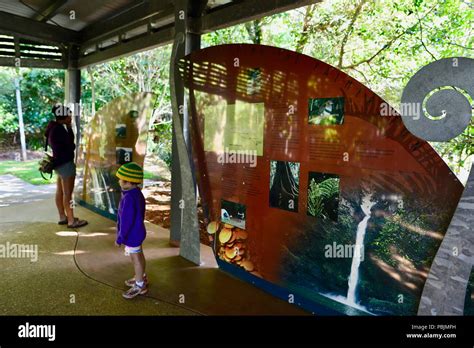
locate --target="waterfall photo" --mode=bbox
[279,171,458,316]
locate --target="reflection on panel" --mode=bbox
[180,44,464,315]
[76,93,154,217]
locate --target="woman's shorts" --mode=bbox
[55,161,76,178]
[124,245,142,256]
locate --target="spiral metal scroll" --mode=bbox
[401,57,474,316]
[401,57,473,142]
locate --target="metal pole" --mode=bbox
[88,66,96,117]
[14,77,27,161]
[169,0,204,264]
[65,44,81,163]
[65,68,81,163]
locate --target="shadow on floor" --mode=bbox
[0,196,307,315]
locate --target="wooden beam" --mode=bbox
[0,44,14,51]
[0,11,80,44]
[0,37,62,54]
[81,8,174,52]
[194,0,322,33]
[77,0,320,68]
[33,0,68,22]
[19,44,62,54]
[19,52,62,60]
[81,1,173,44]
[78,26,174,68]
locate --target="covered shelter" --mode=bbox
[0,0,471,322]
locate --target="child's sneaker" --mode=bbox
[122,283,148,299]
[124,275,148,287]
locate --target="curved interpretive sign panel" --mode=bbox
[77,93,154,217]
[179,44,464,315]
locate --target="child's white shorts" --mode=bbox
[124,245,142,256]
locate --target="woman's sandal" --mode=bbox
[67,218,88,229]
[58,218,68,225]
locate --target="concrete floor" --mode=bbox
[0,174,56,207]
[0,191,307,315]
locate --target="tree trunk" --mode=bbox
[245,19,262,44]
[295,5,315,53]
[270,161,299,211]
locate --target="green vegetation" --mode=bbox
[202,0,473,178]
[359,197,448,315]
[0,68,65,150]
[308,177,339,218]
[0,160,56,185]
[0,160,156,185]
[465,270,474,316]
[281,188,455,315]
[142,169,162,180]
[148,121,172,170]
[0,0,471,176]
[281,200,357,297]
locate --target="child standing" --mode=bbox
[115,162,148,299]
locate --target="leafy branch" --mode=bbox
[338,0,369,68]
[295,4,316,53]
[342,2,439,70]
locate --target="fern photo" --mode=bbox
[307,172,340,221]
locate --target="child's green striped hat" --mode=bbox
[116,162,144,183]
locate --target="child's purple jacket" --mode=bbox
[116,187,146,247]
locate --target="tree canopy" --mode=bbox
[0,0,471,178]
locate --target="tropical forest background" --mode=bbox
[0,0,472,179]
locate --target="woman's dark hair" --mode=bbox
[52,104,72,119]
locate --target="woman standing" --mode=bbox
[45,104,88,228]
